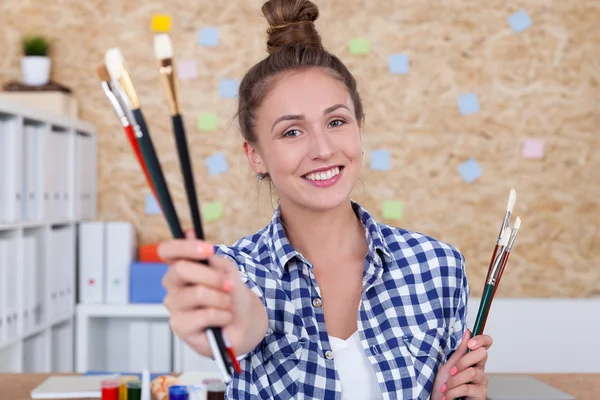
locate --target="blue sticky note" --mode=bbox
[508,9,532,33]
[198,27,219,47]
[457,158,482,184]
[458,93,480,115]
[370,150,391,171]
[205,152,228,176]
[388,54,409,75]
[219,78,239,98]
[144,194,161,215]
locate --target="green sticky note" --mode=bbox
[349,38,370,55]
[382,200,403,220]
[197,113,218,132]
[203,201,223,222]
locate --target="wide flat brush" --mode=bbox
[153,33,241,378]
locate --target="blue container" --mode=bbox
[168,385,189,400]
[129,262,168,303]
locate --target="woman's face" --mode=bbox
[245,68,363,213]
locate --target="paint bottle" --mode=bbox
[206,381,226,400]
[101,380,120,400]
[126,380,142,400]
[168,385,189,400]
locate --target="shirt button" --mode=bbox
[324,350,334,360]
[312,297,323,308]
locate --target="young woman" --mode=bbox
[159,0,493,399]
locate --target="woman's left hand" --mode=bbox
[430,329,493,400]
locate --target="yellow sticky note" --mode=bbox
[382,200,403,220]
[349,38,370,55]
[151,14,171,32]
[203,201,223,222]
[197,113,218,132]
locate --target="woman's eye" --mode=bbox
[283,129,301,137]
[328,119,345,128]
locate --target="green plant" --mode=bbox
[22,35,50,57]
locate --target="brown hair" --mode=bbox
[237,0,365,146]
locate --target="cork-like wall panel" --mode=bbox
[1,1,599,297]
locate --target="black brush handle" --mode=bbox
[172,113,205,240]
[132,108,184,238]
[171,114,232,375]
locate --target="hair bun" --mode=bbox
[262,0,323,55]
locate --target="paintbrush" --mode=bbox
[153,34,241,377]
[104,48,184,238]
[95,64,159,203]
[485,189,516,284]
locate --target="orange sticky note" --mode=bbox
[151,14,171,32]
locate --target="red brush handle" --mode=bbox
[480,250,510,332]
[124,125,160,203]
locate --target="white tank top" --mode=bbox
[329,331,383,400]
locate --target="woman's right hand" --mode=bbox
[158,232,268,359]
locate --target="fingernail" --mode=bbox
[450,366,458,376]
[468,339,478,348]
[440,383,447,393]
[462,329,468,340]
[223,280,233,293]
[197,242,214,257]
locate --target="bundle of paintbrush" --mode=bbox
[455,189,521,400]
[96,42,241,383]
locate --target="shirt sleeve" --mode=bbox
[448,251,470,359]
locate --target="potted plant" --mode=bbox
[21,35,51,86]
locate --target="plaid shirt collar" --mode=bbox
[265,201,393,277]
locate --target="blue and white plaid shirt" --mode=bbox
[215,201,469,400]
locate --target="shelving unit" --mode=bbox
[0,98,96,373]
[75,304,220,374]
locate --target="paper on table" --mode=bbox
[31,375,117,399]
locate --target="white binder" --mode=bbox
[1,118,23,222]
[105,221,136,304]
[78,222,105,304]
[0,240,6,342]
[4,237,19,339]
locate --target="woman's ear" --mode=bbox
[243,141,264,174]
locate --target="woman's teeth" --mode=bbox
[305,167,340,181]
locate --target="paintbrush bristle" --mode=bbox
[105,48,125,82]
[506,188,516,213]
[96,65,111,82]
[154,34,173,60]
[499,227,511,246]
[513,216,521,231]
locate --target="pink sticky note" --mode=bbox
[177,59,197,80]
[523,138,544,159]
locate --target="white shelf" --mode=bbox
[0,100,96,373]
[77,304,169,318]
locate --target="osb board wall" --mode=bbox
[0,1,599,298]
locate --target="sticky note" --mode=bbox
[349,38,370,55]
[198,27,219,47]
[203,201,223,222]
[457,158,482,184]
[205,153,228,176]
[144,194,161,215]
[177,59,198,80]
[508,9,532,33]
[151,15,171,32]
[388,54,409,75]
[458,93,480,116]
[219,78,239,98]
[370,150,391,171]
[382,200,403,220]
[197,113,218,132]
[523,138,544,159]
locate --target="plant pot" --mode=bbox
[21,56,51,86]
